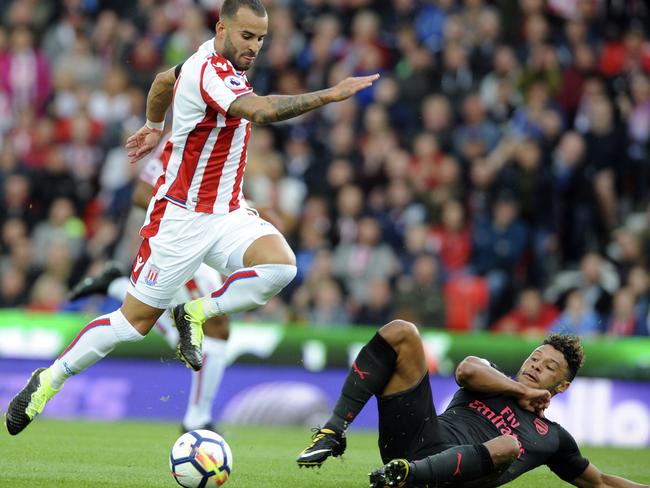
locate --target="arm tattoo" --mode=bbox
[252,92,329,124]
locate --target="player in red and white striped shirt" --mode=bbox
[68,132,232,432]
[6,0,379,435]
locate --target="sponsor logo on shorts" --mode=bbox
[145,266,160,286]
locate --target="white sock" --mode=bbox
[200,264,296,317]
[49,309,144,388]
[152,310,180,350]
[182,336,228,430]
[107,277,130,302]
[107,277,180,349]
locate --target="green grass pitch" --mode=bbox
[1,419,649,487]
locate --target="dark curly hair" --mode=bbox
[543,334,585,381]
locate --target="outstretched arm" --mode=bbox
[227,74,379,124]
[455,356,551,414]
[125,66,178,164]
[572,463,648,488]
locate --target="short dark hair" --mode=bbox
[543,333,585,381]
[220,0,266,20]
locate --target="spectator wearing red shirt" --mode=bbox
[429,199,471,276]
[493,288,559,335]
[599,27,650,77]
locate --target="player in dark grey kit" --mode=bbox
[297,320,649,487]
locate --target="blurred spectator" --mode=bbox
[599,26,650,78]
[608,228,644,282]
[605,288,638,336]
[246,153,307,234]
[1,217,26,253]
[414,0,454,54]
[353,278,394,326]
[467,157,497,219]
[468,7,501,77]
[409,132,445,193]
[624,73,650,206]
[333,215,398,305]
[479,45,522,124]
[557,43,597,124]
[27,273,68,312]
[453,93,500,163]
[471,195,528,320]
[0,265,28,307]
[518,43,561,97]
[54,34,104,89]
[380,178,426,250]
[546,252,619,320]
[164,5,212,66]
[550,288,601,337]
[436,41,475,108]
[0,25,51,115]
[309,279,350,327]
[238,296,290,324]
[394,254,445,328]
[419,94,454,151]
[31,197,85,266]
[493,288,559,335]
[582,95,626,239]
[293,224,328,287]
[31,146,80,216]
[496,138,556,284]
[428,199,471,276]
[509,80,552,140]
[88,67,132,125]
[2,236,39,285]
[394,26,435,120]
[551,131,593,264]
[398,223,429,275]
[0,174,37,229]
[332,184,364,245]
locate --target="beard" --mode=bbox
[222,34,250,71]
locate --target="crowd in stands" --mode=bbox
[1,0,649,337]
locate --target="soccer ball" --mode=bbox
[169,429,233,487]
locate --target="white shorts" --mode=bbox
[128,200,282,309]
[169,262,222,306]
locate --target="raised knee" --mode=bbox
[257,263,296,300]
[379,320,419,348]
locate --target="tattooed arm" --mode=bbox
[228,74,379,124]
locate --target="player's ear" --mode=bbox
[216,19,226,37]
[553,380,570,395]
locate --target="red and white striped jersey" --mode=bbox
[153,38,254,215]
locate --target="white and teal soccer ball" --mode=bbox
[169,429,233,487]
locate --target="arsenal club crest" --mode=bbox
[534,418,549,436]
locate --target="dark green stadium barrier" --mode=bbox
[1,309,649,379]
